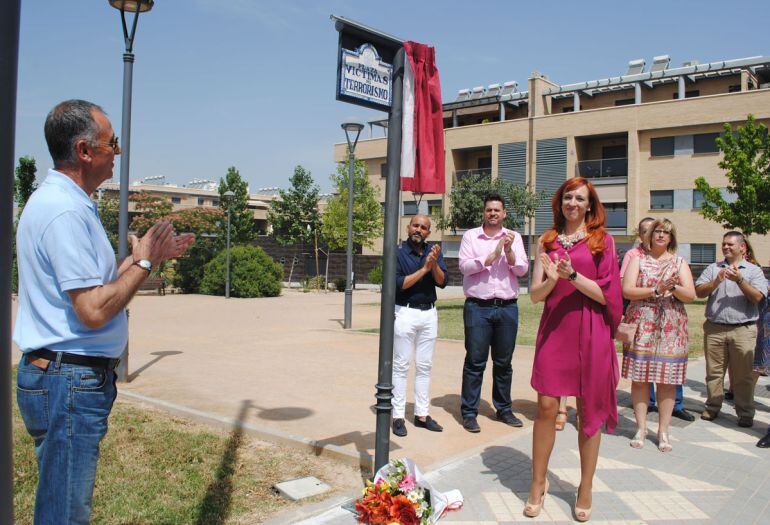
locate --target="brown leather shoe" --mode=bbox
[700,411,717,421]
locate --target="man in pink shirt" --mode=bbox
[458,193,529,432]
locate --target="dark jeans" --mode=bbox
[17,354,117,525]
[461,299,518,418]
[649,383,684,411]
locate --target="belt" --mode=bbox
[467,297,518,307]
[27,349,120,370]
[709,320,756,328]
[396,302,435,311]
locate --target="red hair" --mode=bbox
[541,177,607,254]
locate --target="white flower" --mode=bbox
[407,490,420,503]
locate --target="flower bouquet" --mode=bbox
[355,458,462,525]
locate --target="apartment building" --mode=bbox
[98,178,279,233]
[333,54,770,264]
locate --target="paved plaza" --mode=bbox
[290,363,770,524]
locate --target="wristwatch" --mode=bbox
[568,270,578,281]
[134,259,152,273]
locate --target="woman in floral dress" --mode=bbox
[621,219,695,452]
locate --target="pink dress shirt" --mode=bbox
[619,245,645,279]
[458,226,529,299]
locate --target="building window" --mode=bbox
[728,84,741,93]
[403,201,418,216]
[673,90,700,99]
[692,189,704,209]
[651,137,675,157]
[427,200,442,216]
[691,244,716,264]
[212,199,219,206]
[650,190,674,210]
[562,106,574,113]
[197,197,205,206]
[693,132,720,154]
[615,98,635,106]
[604,203,627,228]
[380,162,388,178]
[171,197,181,204]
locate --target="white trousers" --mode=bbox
[392,304,438,419]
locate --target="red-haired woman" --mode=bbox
[524,177,623,522]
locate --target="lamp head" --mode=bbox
[108,0,154,13]
[223,190,235,198]
[341,118,365,150]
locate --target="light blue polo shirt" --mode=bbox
[13,169,127,357]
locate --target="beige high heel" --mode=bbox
[574,486,592,522]
[523,479,549,518]
[555,410,568,431]
[658,431,673,452]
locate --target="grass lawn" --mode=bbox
[366,295,709,357]
[12,369,359,525]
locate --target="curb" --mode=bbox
[118,390,374,470]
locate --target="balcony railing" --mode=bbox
[576,157,627,178]
[453,168,492,182]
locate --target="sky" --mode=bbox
[13,0,770,193]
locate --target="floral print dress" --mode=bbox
[621,255,688,385]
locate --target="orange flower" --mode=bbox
[388,494,419,525]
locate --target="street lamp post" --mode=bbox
[109,0,154,382]
[341,119,364,329]
[224,190,235,298]
[0,2,21,520]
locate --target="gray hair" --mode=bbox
[44,99,105,166]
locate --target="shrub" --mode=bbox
[174,238,220,293]
[333,277,346,292]
[302,275,326,292]
[368,261,383,286]
[200,245,282,298]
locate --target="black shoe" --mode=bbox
[647,405,658,413]
[462,416,480,433]
[724,390,734,400]
[738,417,754,428]
[414,415,443,432]
[757,431,770,448]
[496,410,524,428]
[392,418,407,437]
[672,408,695,422]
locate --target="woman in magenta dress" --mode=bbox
[524,177,622,522]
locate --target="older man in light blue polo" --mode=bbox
[14,99,194,524]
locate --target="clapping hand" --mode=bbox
[130,222,196,266]
[502,232,515,254]
[724,264,743,282]
[424,244,440,271]
[555,252,575,280]
[540,253,559,282]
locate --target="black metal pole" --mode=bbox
[344,147,355,328]
[0,2,21,523]
[225,208,231,298]
[373,47,404,474]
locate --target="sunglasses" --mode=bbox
[92,136,120,154]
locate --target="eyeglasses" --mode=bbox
[92,136,120,154]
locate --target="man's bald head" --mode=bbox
[406,214,431,245]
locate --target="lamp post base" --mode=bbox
[343,288,352,329]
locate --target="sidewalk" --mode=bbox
[289,361,770,524]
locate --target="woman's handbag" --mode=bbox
[615,321,637,344]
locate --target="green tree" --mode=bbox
[218,167,256,244]
[13,156,38,292]
[321,159,383,250]
[267,165,320,245]
[129,193,175,235]
[437,173,543,231]
[14,156,38,213]
[97,193,120,253]
[695,115,770,236]
[169,207,225,294]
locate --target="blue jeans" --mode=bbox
[649,383,684,411]
[461,300,518,418]
[17,354,117,525]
